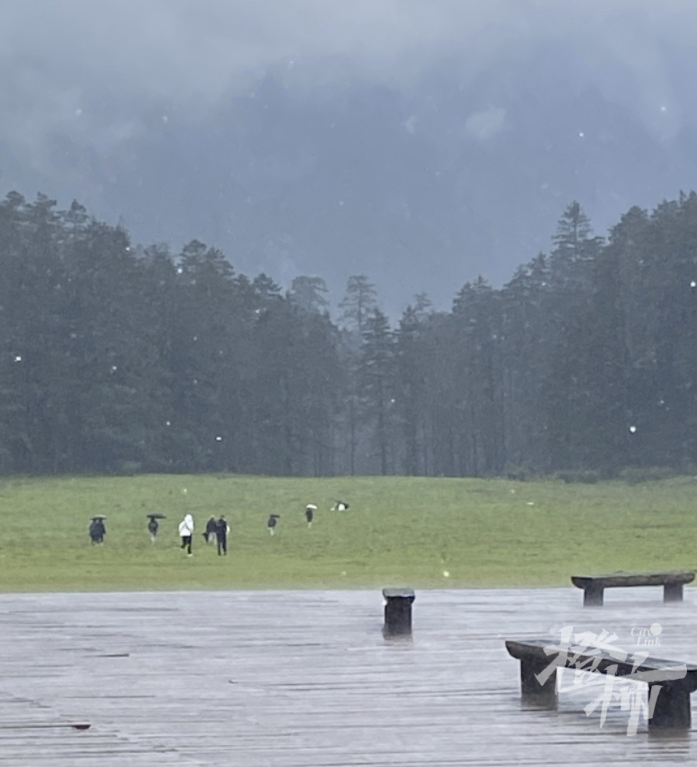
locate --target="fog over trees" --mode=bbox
[2,190,696,478]
[3,2,697,312]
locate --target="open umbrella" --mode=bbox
[146,513,166,520]
[90,515,107,521]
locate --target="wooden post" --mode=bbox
[649,683,692,729]
[584,586,604,607]
[663,582,684,602]
[520,658,557,709]
[382,588,415,636]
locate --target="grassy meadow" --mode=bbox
[0,473,696,592]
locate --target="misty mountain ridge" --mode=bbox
[2,41,696,315]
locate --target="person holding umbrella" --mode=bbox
[147,514,166,542]
[89,516,106,544]
[267,514,280,536]
[179,513,194,556]
[305,504,317,528]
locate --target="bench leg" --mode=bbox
[648,684,691,729]
[519,658,557,708]
[663,583,683,602]
[583,587,604,607]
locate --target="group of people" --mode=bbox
[89,499,350,549]
[204,515,230,555]
[179,514,229,557]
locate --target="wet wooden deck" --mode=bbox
[1,588,697,765]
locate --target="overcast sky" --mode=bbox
[2,1,697,309]
[2,0,695,160]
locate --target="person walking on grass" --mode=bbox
[204,515,217,545]
[148,516,158,542]
[179,513,194,556]
[305,504,317,528]
[267,514,280,535]
[216,515,229,556]
[89,516,106,544]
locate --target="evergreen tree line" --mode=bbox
[2,190,697,477]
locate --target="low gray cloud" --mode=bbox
[0,0,695,309]
[1,1,695,130]
[465,107,506,140]
[0,0,695,238]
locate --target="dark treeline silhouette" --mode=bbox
[2,190,697,478]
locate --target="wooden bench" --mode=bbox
[506,638,697,729]
[571,571,695,607]
[382,588,415,636]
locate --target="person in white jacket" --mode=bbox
[179,514,194,556]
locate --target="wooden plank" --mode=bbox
[506,637,697,677]
[0,589,696,765]
[572,572,695,589]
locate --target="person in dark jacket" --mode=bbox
[216,516,229,556]
[147,516,159,542]
[204,515,218,545]
[267,514,280,535]
[89,517,106,544]
[305,504,317,528]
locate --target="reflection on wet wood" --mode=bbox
[0,588,696,765]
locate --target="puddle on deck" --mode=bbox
[0,587,696,765]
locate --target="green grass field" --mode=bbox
[0,473,695,592]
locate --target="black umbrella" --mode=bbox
[146,513,167,520]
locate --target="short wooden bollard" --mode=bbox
[382,588,415,636]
